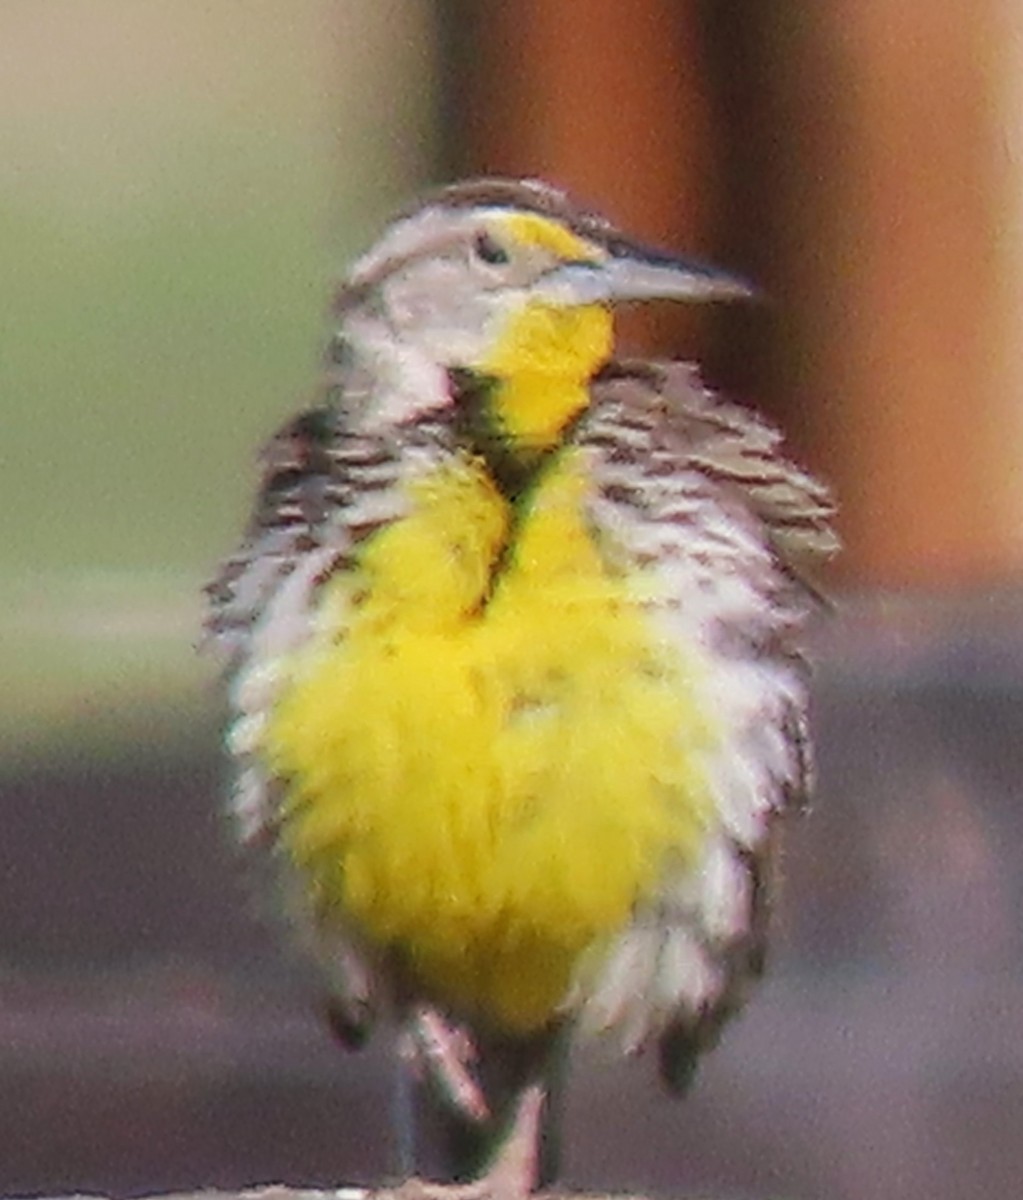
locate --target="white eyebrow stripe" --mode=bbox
[349,208,481,285]
[349,205,606,290]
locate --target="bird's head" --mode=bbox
[333,179,751,453]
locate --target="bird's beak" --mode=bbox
[535,236,755,307]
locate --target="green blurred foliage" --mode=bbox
[0,1,440,761]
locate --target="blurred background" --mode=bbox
[3,3,1022,1198]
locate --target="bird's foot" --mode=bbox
[389,1084,544,1200]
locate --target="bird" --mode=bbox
[205,177,837,1198]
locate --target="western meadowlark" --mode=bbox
[206,178,837,1196]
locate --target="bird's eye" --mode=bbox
[473,231,510,266]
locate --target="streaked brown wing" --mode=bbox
[593,358,838,579]
[206,405,382,663]
[204,403,409,1045]
[576,360,837,1089]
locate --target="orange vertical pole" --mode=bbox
[776,2,1007,583]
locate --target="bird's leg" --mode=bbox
[403,1006,490,1124]
[473,1082,544,1199]
[393,1083,545,1200]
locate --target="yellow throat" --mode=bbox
[264,292,715,1034]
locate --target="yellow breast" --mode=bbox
[264,449,715,1033]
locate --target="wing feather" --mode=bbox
[204,403,411,1044]
[577,360,837,1087]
